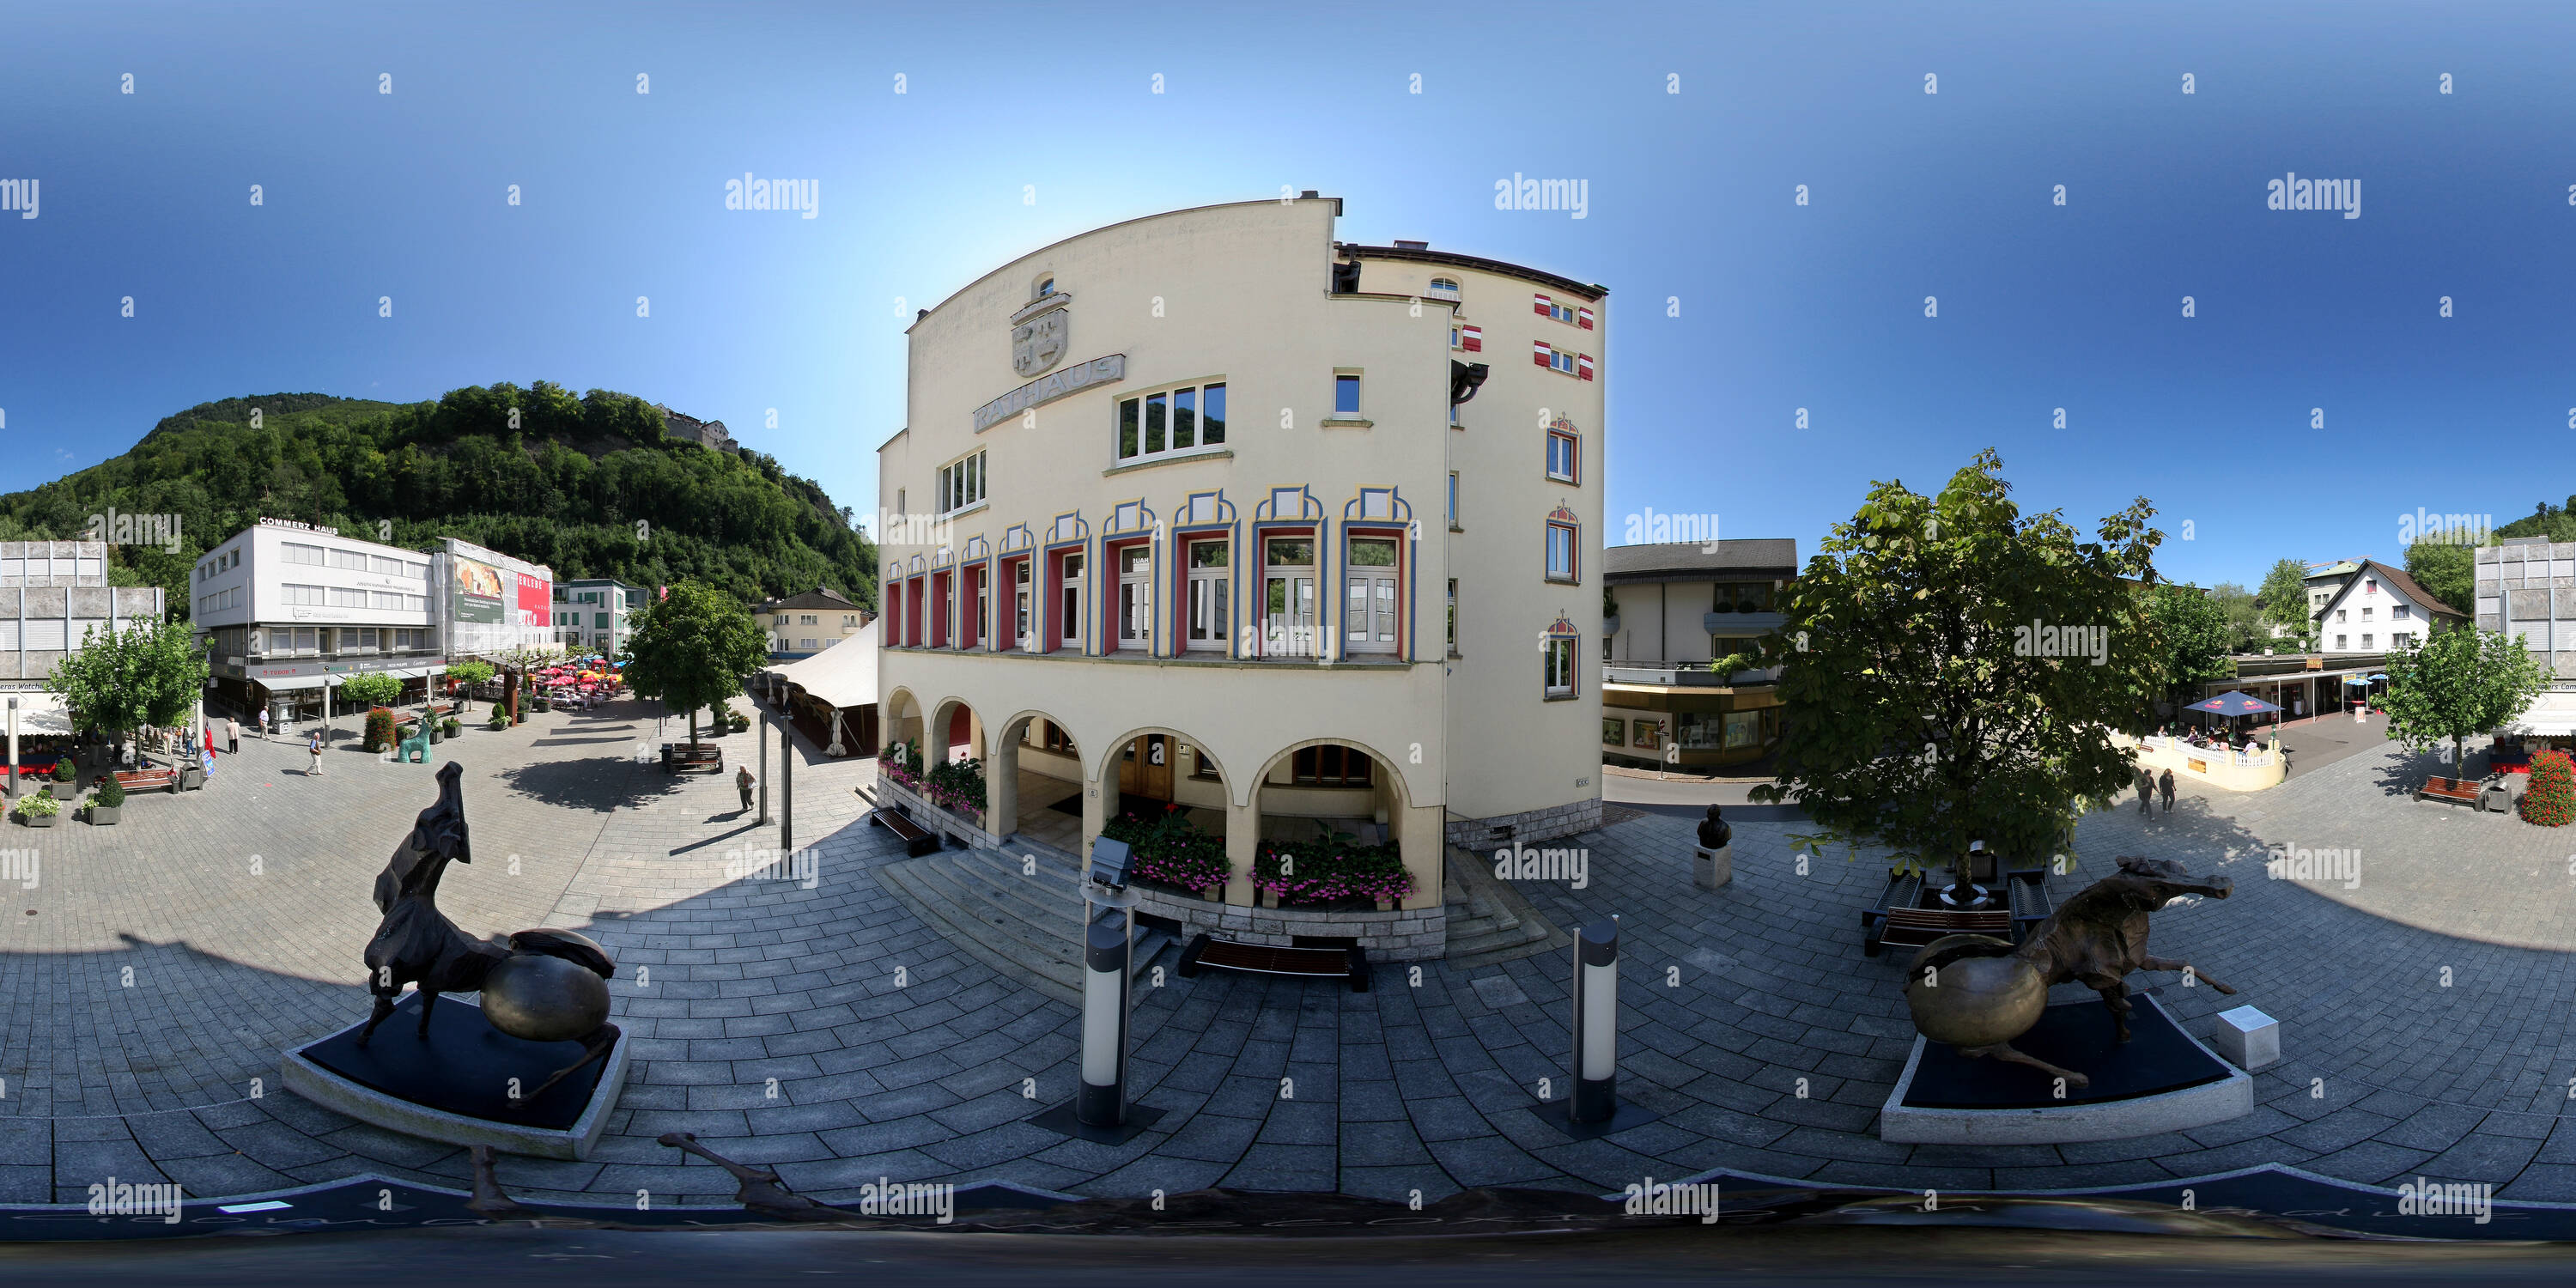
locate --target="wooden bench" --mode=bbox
[663,744,722,774]
[2416,775,2483,807]
[112,768,178,795]
[1177,934,1370,993]
[1862,870,2049,957]
[868,805,941,857]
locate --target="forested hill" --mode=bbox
[0,383,877,619]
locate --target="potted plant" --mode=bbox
[20,788,60,828]
[441,716,461,738]
[88,775,124,825]
[727,709,750,734]
[50,759,74,786]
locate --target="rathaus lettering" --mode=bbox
[972,355,1127,431]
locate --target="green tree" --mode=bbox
[2208,582,2266,654]
[1748,449,2163,884]
[445,660,495,688]
[2144,582,2236,712]
[336,671,402,709]
[2255,558,2318,649]
[45,620,208,744]
[622,580,768,744]
[2380,627,2548,773]
[2403,539,2478,617]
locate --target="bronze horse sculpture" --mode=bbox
[358,761,621,1109]
[1904,854,2234,1088]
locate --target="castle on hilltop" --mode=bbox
[657,404,738,452]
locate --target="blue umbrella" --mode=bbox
[2187,691,2281,716]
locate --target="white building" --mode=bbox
[434,537,560,660]
[2314,558,2462,656]
[554,578,644,655]
[0,540,168,734]
[194,519,442,725]
[876,196,1606,960]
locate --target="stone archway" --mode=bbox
[993,710,1084,854]
[1246,737,1441,912]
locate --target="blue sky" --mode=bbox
[4,1,2573,588]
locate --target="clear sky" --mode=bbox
[4,1,2572,588]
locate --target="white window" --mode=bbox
[372,591,405,610]
[1546,429,1579,482]
[2393,605,2411,620]
[2336,609,2348,623]
[1116,382,1226,463]
[1345,538,1399,654]
[938,450,986,515]
[1187,539,1230,653]
[1544,635,1577,696]
[2362,634,2374,648]
[1263,538,1317,657]
[1546,522,1578,582]
[843,614,859,627]
[282,543,323,566]
[281,583,324,606]
[1334,374,1362,416]
[1551,349,1577,374]
[1011,561,1033,650]
[372,555,406,574]
[407,561,428,579]
[2336,634,2348,649]
[326,548,368,571]
[2361,606,2373,620]
[407,595,428,611]
[1427,277,1461,302]
[1058,552,1084,651]
[1448,472,1460,528]
[1117,545,1152,651]
[328,587,368,608]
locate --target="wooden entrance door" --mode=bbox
[1121,734,1174,801]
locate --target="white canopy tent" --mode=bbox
[764,623,878,756]
[2505,691,2576,738]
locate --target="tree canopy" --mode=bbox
[2254,558,2318,651]
[622,580,769,744]
[2145,582,2238,706]
[45,619,208,737]
[0,385,875,620]
[2403,539,2477,617]
[2381,626,2548,772]
[1748,449,2164,878]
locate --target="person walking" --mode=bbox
[2158,768,2176,816]
[225,715,240,755]
[737,765,755,814]
[307,731,324,776]
[2136,766,2155,816]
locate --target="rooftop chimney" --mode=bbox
[1299,189,1320,199]
[1394,240,1429,251]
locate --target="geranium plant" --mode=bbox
[1254,829,1412,906]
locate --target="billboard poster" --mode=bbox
[514,571,552,626]
[453,555,504,623]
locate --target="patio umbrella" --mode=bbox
[2186,690,2282,739]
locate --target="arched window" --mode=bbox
[1035,276,1055,299]
[1427,277,1461,302]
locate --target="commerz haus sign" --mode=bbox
[972,355,1125,431]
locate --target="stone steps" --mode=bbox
[872,841,1172,1005]
[1442,846,1570,969]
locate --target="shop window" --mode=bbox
[1631,715,1668,750]
[1601,717,1626,746]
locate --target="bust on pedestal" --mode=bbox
[1692,805,1732,890]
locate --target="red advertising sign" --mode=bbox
[514,571,551,624]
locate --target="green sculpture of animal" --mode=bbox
[397,719,433,764]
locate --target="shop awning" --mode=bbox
[2506,693,2576,738]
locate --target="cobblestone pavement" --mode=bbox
[12,709,2576,1207]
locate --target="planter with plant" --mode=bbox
[924,756,987,821]
[727,709,750,734]
[362,707,399,753]
[1253,829,1412,908]
[441,717,461,738]
[2523,750,2576,827]
[50,759,74,785]
[88,775,124,825]
[879,739,926,793]
[19,789,60,827]
[1101,805,1230,898]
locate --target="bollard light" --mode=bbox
[1536,915,1659,1139]
[1029,840,1166,1145]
